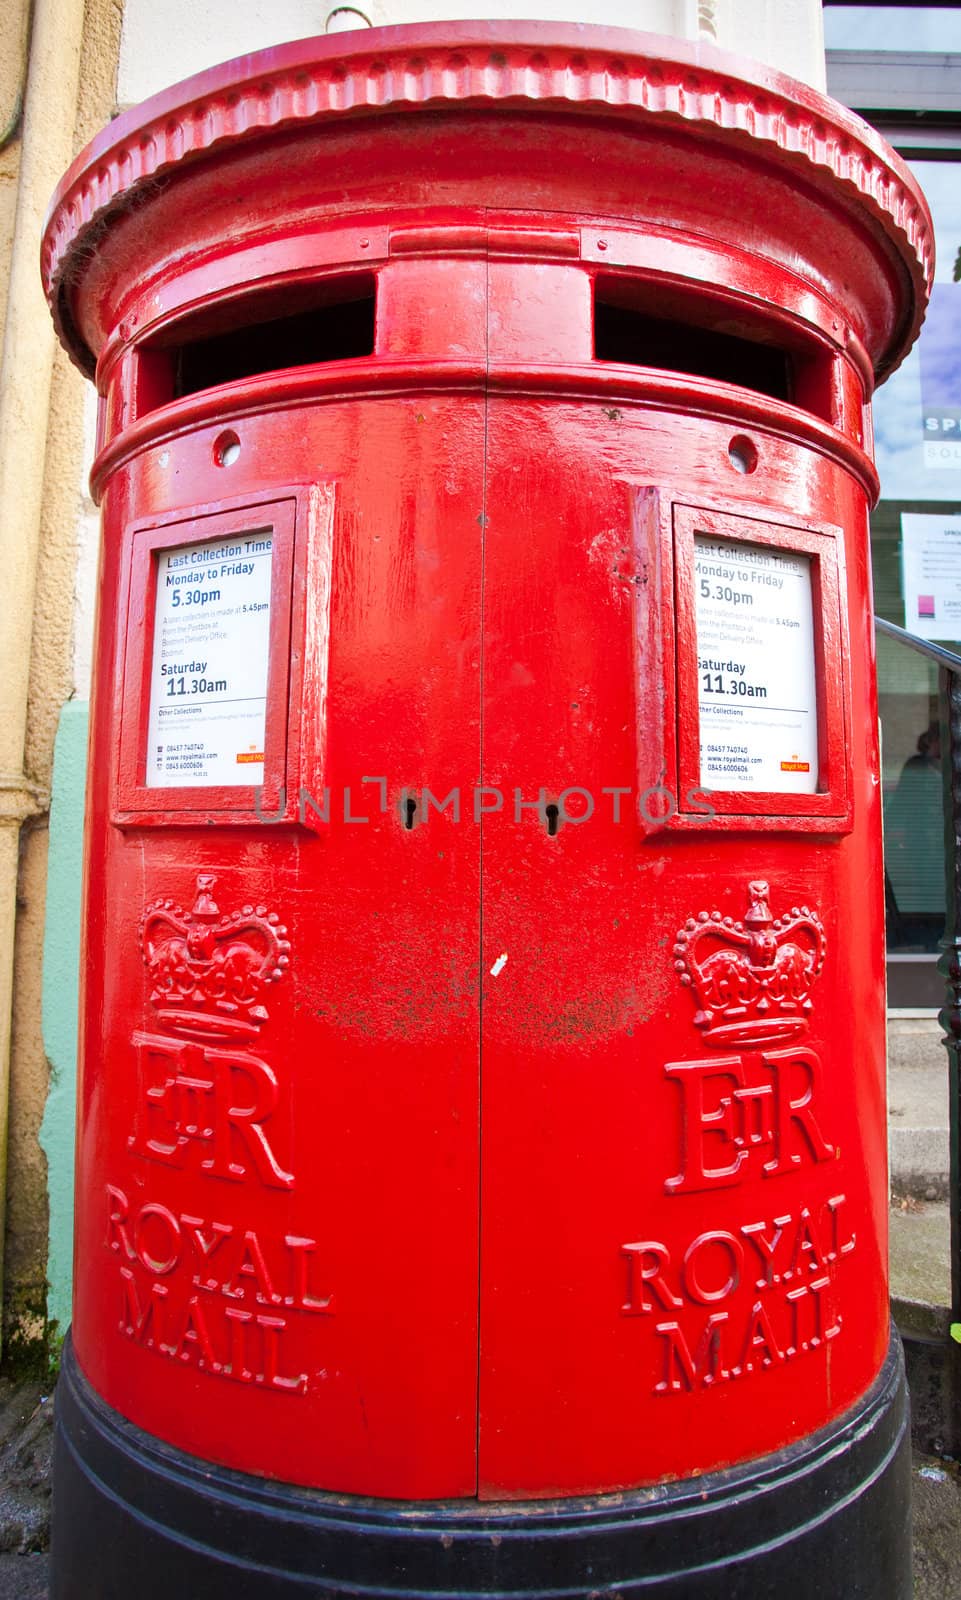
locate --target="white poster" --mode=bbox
[695,537,819,794]
[900,513,961,642]
[146,529,273,787]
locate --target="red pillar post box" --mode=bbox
[43,23,930,1597]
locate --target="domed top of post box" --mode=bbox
[42,20,931,387]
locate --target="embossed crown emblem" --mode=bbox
[141,874,290,1042]
[674,880,826,1049]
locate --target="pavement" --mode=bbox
[0,1377,52,1598]
[0,1018,955,1597]
[889,1016,951,1205]
[889,1014,954,1332]
[913,1452,961,1600]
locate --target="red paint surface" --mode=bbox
[45,25,929,1501]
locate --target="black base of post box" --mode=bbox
[52,1330,911,1598]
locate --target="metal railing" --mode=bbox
[876,615,961,1336]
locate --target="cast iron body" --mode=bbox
[42,21,930,1595]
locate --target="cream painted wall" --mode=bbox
[117,0,826,108]
[73,389,100,699]
[0,0,31,344]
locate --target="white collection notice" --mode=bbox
[694,536,818,794]
[146,529,273,787]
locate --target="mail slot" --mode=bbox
[43,21,930,1597]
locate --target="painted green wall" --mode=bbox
[39,700,88,1335]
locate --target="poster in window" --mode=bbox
[900,512,961,642]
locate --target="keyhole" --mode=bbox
[404,796,417,830]
[545,803,560,837]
